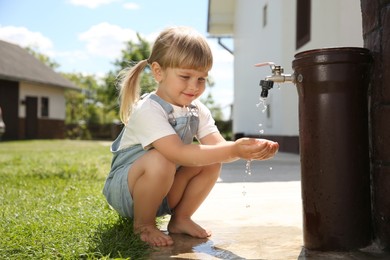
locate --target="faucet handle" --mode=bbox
[254,62,275,70]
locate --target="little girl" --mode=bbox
[103,26,279,247]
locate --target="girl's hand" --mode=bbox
[234,138,279,160]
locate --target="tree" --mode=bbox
[62,72,117,139]
[62,73,109,124]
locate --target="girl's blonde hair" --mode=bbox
[118,26,213,124]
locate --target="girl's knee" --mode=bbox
[146,150,176,178]
[129,149,176,184]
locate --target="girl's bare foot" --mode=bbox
[134,224,174,247]
[167,217,211,238]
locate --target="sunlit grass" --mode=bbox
[0,140,151,259]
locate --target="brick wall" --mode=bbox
[361,0,390,250]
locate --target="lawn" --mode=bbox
[0,140,151,259]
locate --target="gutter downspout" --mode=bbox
[217,37,234,55]
[207,36,234,55]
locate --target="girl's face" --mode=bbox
[153,63,208,106]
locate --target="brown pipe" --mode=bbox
[292,47,372,250]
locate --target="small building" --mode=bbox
[0,40,78,140]
[207,0,363,153]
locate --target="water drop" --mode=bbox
[245,160,252,175]
[259,129,264,134]
[269,167,273,171]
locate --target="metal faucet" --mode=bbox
[255,62,295,98]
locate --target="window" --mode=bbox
[296,0,311,49]
[41,97,49,117]
[263,4,268,27]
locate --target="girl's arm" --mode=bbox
[198,132,239,163]
[152,132,278,167]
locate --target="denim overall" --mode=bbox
[103,93,199,218]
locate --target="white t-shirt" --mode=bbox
[118,95,219,150]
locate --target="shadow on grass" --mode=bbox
[85,217,151,259]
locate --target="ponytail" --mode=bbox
[118,59,149,124]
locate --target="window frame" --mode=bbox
[296,0,311,49]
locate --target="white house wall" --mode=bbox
[307,0,363,50]
[19,82,66,120]
[233,0,293,136]
[233,0,363,137]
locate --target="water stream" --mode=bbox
[242,96,269,208]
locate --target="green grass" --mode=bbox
[0,140,151,259]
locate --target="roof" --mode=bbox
[207,0,235,37]
[0,40,78,90]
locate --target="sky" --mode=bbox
[0,0,234,119]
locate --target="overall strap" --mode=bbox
[148,93,178,126]
[149,93,174,114]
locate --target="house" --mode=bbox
[0,40,78,140]
[207,0,363,153]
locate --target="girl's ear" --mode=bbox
[151,62,163,82]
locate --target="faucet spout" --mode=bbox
[259,80,274,98]
[255,62,295,98]
[265,73,295,83]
